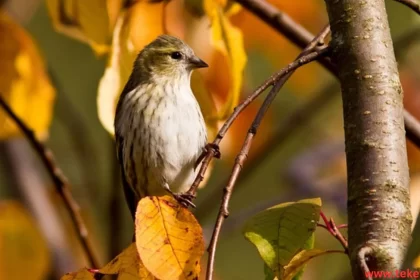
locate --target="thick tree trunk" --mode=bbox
[324,0,412,278]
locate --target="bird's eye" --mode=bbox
[170,51,182,60]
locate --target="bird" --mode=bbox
[114,34,209,218]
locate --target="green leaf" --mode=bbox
[243,198,321,278]
[264,263,276,280]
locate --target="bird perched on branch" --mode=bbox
[114,35,208,218]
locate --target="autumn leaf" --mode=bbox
[283,249,342,280]
[61,269,94,280]
[97,1,165,135]
[0,11,55,140]
[99,243,156,280]
[135,196,204,280]
[61,243,157,280]
[45,0,123,55]
[243,198,321,278]
[0,201,50,280]
[204,0,247,119]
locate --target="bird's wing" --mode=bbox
[116,133,138,220]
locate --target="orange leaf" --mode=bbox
[204,0,247,119]
[46,0,123,55]
[99,243,156,280]
[60,269,94,280]
[97,1,165,135]
[0,201,50,280]
[0,11,55,140]
[61,243,157,280]
[135,196,204,280]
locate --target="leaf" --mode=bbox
[243,198,322,278]
[61,269,94,280]
[204,0,247,119]
[97,1,164,135]
[291,233,314,280]
[0,11,55,140]
[135,196,204,280]
[264,263,277,280]
[284,249,342,280]
[45,0,123,55]
[99,243,156,280]
[0,201,50,280]
[61,243,157,280]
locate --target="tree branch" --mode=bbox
[324,0,412,278]
[195,81,341,219]
[204,30,330,280]
[234,0,420,149]
[187,38,330,198]
[0,96,100,268]
[393,0,420,15]
[403,110,420,149]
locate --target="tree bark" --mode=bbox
[324,0,412,278]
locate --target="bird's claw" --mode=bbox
[206,143,221,159]
[194,143,221,170]
[172,193,196,208]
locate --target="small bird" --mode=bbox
[114,35,208,218]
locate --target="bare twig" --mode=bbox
[357,246,374,280]
[204,30,330,280]
[195,81,341,218]
[318,212,348,253]
[394,0,420,15]
[196,26,420,220]
[49,69,101,203]
[186,42,330,198]
[0,96,100,268]
[234,0,420,149]
[404,110,420,148]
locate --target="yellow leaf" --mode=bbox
[204,0,247,119]
[0,11,55,140]
[282,249,342,280]
[97,1,164,135]
[0,201,50,280]
[135,196,204,280]
[60,269,94,280]
[61,243,157,280]
[46,0,123,55]
[99,243,156,280]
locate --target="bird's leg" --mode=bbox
[163,182,196,208]
[194,143,221,170]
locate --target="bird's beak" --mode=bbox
[189,56,208,68]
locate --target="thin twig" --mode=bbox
[0,96,100,268]
[404,110,420,148]
[186,43,330,198]
[234,0,420,149]
[394,0,420,15]
[196,25,420,220]
[318,212,348,253]
[205,30,330,280]
[357,246,374,280]
[195,82,341,219]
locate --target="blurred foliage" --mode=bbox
[0,11,54,140]
[0,0,419,279]
[0,201,50,280]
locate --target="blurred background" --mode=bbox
[0,0,420,279]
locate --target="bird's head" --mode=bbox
[134,35,208,81]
